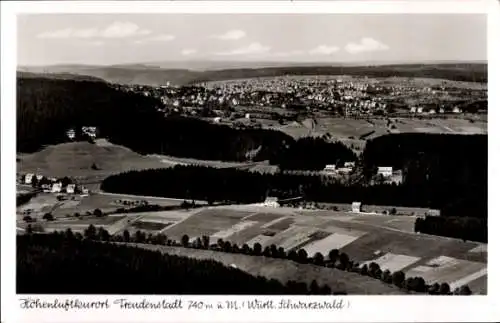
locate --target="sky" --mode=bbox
[17,14,487,66]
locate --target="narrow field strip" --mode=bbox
[449,268,487,290]
[261,216,291,228]
[211,221,259,239]
[469,244,487,253]
[280,227,319,251]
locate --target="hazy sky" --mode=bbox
[17,14,486,66]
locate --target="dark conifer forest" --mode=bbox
[17,233,329,295]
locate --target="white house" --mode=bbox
[66,129,76,140]
[262,197,279,208]
[344,161,355,168]
[417,107,424,114]
[213,117,221,123]
[323,164,336,173]
[81,186,89,195]
[410,107,417,113]
[51,182,62,193]
[453,106,462,113]
[24,173,34,184]
[377,166,393,178]
[352,202,362,213]
[426,209,441,217]
[36,174,44,181]
[66,184,76,194]
[245,113,251,119]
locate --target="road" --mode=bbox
[96,191,207,204]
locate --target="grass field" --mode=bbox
[130,243,407,295]
[17,140,166,184]
[278,116,487,143]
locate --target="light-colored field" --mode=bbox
[469,244,487,253]
[303,233,360,256]
[161,208,251,240]
[246,234,273,246]
[363,253,421,272]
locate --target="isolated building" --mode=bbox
[245,113,251,119]
[344,161,355,168]
[426,209,441,217]
[51,182,62,193]
[323,164,336,174]
[453,106,462,113]
[66,184,76,194]
[263,197,279,208]
[352,202,362,213]
[66,128,76,140]
[377,166,393,178]
[213,117,221,123]
[24,173,34,185]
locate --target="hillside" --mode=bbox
[16,71,106,83]
[19,63,487,86]
[17,141,167,184]
[17,76,294,161]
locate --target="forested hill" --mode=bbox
[17,71,106,83]
[17,76,296,161]
[19,63,487,86]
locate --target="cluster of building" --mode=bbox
[114,77,486,120]
[66,126,98,141]
[21,173,89,195]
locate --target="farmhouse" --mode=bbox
[66,184,76,194]
[262,197,280,208]
[426,209,441,217]
[377,166,393,178]
[80,186,89,195]
[344,161,355,168]
[82,126,97,139]
[352,202,362,213]
[66,128,76,140]
[323,164,336,174]
[51,182,62,193]
[24,173,34,185]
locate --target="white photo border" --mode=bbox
[2,1,499,322]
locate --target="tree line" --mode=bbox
[414,216,487,243]
[17,231,336,295]
[101,165,484,218]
